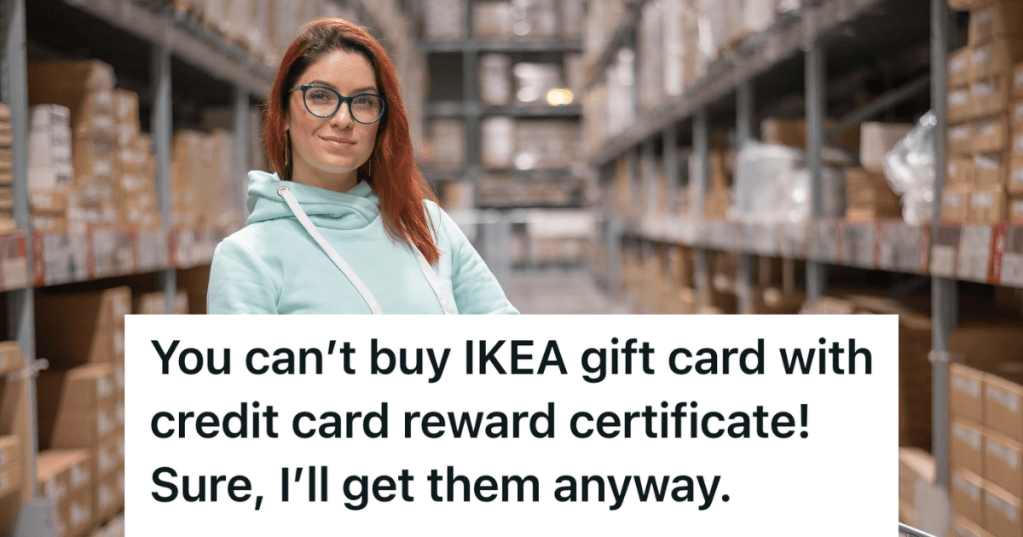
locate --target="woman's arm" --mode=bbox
[207,237,279,314]
[438,208,519,315]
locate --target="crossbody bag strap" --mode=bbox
[278,186,383,314]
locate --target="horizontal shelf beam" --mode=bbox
[62,0,273,97]
[420,40,583,53]
[588,0,887,166]
[614,216,1023,289]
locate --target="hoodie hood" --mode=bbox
[246,170,380,230]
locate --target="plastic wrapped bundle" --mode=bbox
[731,141,846,223]
[882,112,936,225]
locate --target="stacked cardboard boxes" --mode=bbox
[846,122,911,221]
[898,448,935,526]
[0,342,28,536]
[943,1,1023,223]
[27,61,163,235]
[134,290,190,315]
[36,364,122,530]
[946,322,1023,536]
[33,287,129,531]
[37,450,93,537]
[171,129,238,229]
[113,90,160,230]
[27,105,73,233]
[29,60,120,235]
[34,287,129,368]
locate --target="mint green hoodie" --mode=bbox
[207,171,518,314]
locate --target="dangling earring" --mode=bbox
[283,135,290,174]
[367,159,372,179]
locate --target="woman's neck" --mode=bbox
[290,161,359,193]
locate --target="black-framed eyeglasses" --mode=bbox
[289,84,387,124]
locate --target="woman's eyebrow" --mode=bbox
[308,80,378,94]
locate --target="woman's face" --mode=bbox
[286,48,381,192]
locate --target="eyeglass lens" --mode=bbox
[304,87,384,123]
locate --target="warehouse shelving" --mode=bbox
[0,0,418,534]
[582,0,966,507]
[421,40,583,54]
[418,0,587,216]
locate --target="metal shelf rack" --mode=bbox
[0,0,413,534]
[583,0,962,503]
[419,1,586,209]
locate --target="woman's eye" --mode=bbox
[309,90,334,102]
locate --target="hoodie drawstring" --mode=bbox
[277,186,456,315]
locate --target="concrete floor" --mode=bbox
[503,267,627,315]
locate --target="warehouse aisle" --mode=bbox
[504,268,627,315]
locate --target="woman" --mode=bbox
[208,18,518,315]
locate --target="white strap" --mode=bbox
[410,243,457,315]
[277,185,456,315]
[278,186,383,314]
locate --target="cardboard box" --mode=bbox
[844,168,900,220]
[760,117,859,151]
[1012,194,1023,222]
[987,374,1023,445]
[112,89,139,126]
[973,77,1011,117]
[952,466,985,527]
[37,449,91,504]
[950,155,976,186]
[970,2,1023,47]
[952,124,975,155]
[952,46,973,88]
[953,363,987,424]
[899,447,935,505]
[92,432,121,482]
[976,117,1011,153]
[28,60,116,142]
[971,39,1023,81]
[950,513,994,537]
[37,363,116,411]
[952,87,975,123]
[0,463,21,501]
[42,402,117,450]
[975,152,1010,187]
[58,486,93,537]
[35,287,131,368]
[71,136,114,183]
[985,429,1023,498]
[970,188,1009,223]
[0,437,20,471]
[1011,156,1023,193]
[1012,100,1023,129]
[94,468,122,525]
[985,481,1023,537]
[860,122,912,170]
[944,185,972,221]
[952,418,986,476]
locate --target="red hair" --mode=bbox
[264,18,440,264]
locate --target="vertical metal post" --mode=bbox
[663,127,679,215]
[641,138,656,215]
[693,109,710,310]
[625,148,640,220]
[736,80,755,314]
[463,49,480,181]
[2,0,39,502]
[152,43,176,312]
[931,0,955,492]
[233,86,249,219]
[737,80,755,146]
[805,40,827,304]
